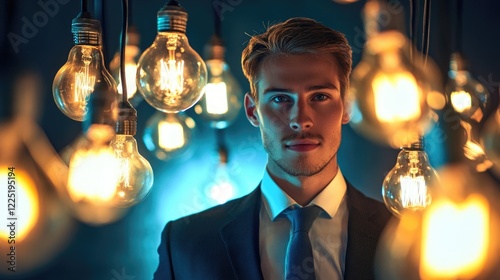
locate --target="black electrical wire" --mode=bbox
[213,4,221,37]
[456,0,463,53]
[120,0,129,102]
[421,0,431,67]
[81,0,88,13]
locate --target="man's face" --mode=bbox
[245,53,350,178]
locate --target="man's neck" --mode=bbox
[267,164,339,206]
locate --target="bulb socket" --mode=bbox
[116,102,138,136]
[83,81,118,133]
[157,0,188,33]
[450,52,467,72]
[403,137,425,151]
[204,34,225,60]
[72,16,101,46]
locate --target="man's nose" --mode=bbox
[289,100,313,131]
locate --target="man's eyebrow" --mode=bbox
[307,83,339,91]
[262,83,339,94]
[262,87,293,95]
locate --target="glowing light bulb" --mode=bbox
[204,147,237,205]
[349,0,443,148]
[136,1,207,113]
[481,105,500,173]
[376,163,500,280]
[143,111,195,161]
[445,52,492,172]
[194,34,242,129]
[382,140,439,216]
[110,134,154,207]
[67,124,121,203]
[110,26,142,106]
[446,52,489,122]
[53,16,116,121]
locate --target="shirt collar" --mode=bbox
[261,167,347,221]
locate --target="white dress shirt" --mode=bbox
[259,168,349,280]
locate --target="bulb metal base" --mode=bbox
[116,102,138,136]
[72,16,101,46]
[157,0,188,33]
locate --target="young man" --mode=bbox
[154,17,392,280]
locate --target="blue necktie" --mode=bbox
[284,205,321,280]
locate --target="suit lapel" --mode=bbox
[220,187,264,280]
[344,183,388,280]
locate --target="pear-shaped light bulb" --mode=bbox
[194,34,242,129]
[53,16,116,121]
[110,134,154,207]
[382,140,439,217]
[481,105,500,172]
[136,0,207,113]
[349,0,443,148]
[143,111,195,161]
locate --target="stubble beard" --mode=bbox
[263,135,336,177]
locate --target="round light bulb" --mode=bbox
[382,142,439,217]
[204,162,236,205]
[349,30,441,148]
[136,1,207,113]
[194,35,242,129]
[53,16,116,121]
[481,106,500,172]
[348,1,443,148]
[143,111,195,161]
[109,134,154,207]
[64,125,126,225]
[446,52,489,122]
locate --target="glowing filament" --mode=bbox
[160,59,184,94]
[373,72,421,122]
[67,147,120,202]
[420,195,489,279]
[205,82,228,115]
[74,53,96,104]
[158,120,185,151]
[400,175,427,208]
[451,90,472,113]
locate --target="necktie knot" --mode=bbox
[285,205,321,234]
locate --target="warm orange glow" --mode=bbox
[67,146,120,202]
[158,120,185,151]
[420,194,490,279]
[0,167,39,242]
[373,71,421,122]
[451,90,472,113]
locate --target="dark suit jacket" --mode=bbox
[154,182,392,280]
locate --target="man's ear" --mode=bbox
[244,93,260,127]
[342,96,352,124]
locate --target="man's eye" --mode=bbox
[272,95,290,103]
[312,94,329,101]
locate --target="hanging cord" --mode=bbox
[421,0,431,67]
[120,0,129,102]
[213,3,222,37]
[456,0,463,53]
[409,0,415,63]
[215,128,228,163]
[81,0,88,13]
